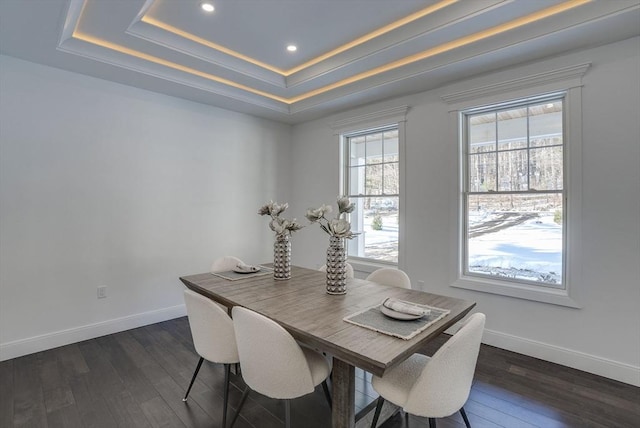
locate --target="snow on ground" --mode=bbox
[354,210,563,284]
[468,213,562,284]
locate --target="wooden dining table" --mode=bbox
[180,265,476,428]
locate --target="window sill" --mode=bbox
[451,276,581,308]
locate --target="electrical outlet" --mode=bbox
[417,280,425,290]
[97,286,107,299]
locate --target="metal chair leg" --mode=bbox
[428,418,437,428]
[460,407,471,428]
[370,396,385,428]
[284,399,291,428]
[182,357,204,401]
[229,386,250,428]
[222,364,231,428]
[321,380,332,408]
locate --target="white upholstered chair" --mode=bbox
[366,267,411,289]
[210,255,245,312]
[230,307,332,428]
[210,255,245,273]
[370,313,486,428]
[182,290,239,428]
[318,262,355,279]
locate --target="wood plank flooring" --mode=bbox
[1,317,638,428]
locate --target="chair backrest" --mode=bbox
[232,306,315,399]
[183,290,239,364]
[210,256,244,273]
[318,262,355,279]
[404,313,486,417]
[366,268,411,289]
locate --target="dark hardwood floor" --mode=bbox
[1,317,638,428]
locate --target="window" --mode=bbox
[462,94,565,288]
[343,126,400,264]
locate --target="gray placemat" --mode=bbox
[211,266,273,281]
[344,302,450,340]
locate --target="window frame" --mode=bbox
[461,93,567,289]
[332,106,408,271]
[343,125,400,265]
[443,65,587,308]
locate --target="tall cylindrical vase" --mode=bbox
[326,236,347,294]
[273,235,291,280]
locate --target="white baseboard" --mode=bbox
[2,307,638,387]
[483,328,640,387]
[0,304,187,362]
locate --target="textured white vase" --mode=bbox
[326,236,347,294]
[273,235,291,280]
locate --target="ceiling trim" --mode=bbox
[70,31,291,104]
[140,0,458,77]
[284,0,592,103]
[441,62,592,104]
[331,105,410,134]
[55,0,599,111]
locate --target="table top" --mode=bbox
[180,265,476,377]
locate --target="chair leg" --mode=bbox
[460,407,471,428]
[428,418,437,428]
[222,364,231,428]
[182,357,204,401]
[229,386,250,428]
[370,396,385,428]
[321,380,332,408]
[284,399,291,428]
[405,410,409,426]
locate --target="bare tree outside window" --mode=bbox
[344,127,399,263]
[463,97,565,287]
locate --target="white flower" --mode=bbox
[272,202,288,216]
[259,201,303,238]
[305,204,332,222]
[272,219,287,235]
[337,196,355,215]
[328,218,352,237]
[287,219,303,232]
[258,202,273,216]
[307,197,360,239]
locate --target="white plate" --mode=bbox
[380,305,425,321]
[233,266,260,274]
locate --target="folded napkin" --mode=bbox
[235,263,259,273]
[382,298,431,316]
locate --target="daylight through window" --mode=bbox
[343,126,399,264]
[462,94,565,287]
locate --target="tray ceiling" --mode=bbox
[1,0,639,123]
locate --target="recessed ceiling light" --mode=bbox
[286,45,297,52]
[200,2,214,12]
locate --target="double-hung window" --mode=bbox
[343,126,400,264]
[462,93,566,288]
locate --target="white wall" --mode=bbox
[0,55,291,359]
[290,37,640,385]
[2,37,638,386]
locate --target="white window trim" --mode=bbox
[443,65,588,308]
[332,106,409,271]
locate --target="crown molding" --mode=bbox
[56,38,290,113]
[331,105,409,134]
[441,62,592,104]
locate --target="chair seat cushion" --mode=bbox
[302,347,331,387]
[372,354,430,407]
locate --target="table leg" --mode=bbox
[332,357,355,428]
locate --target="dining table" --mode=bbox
[179,265,476,428]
